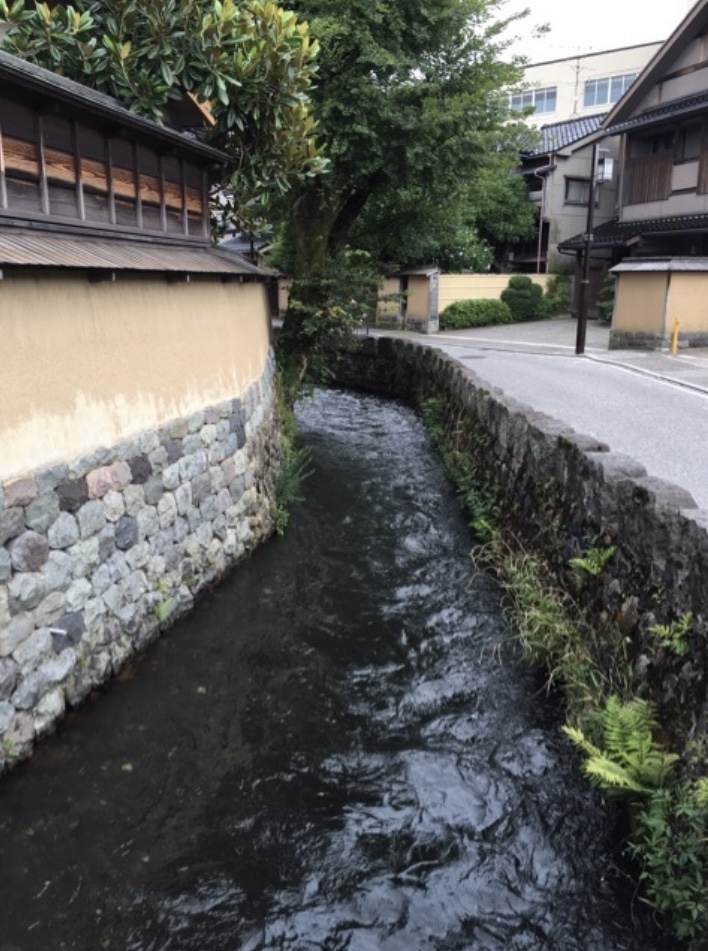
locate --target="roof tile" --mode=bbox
[558,212,708,249]
[522,113,607,155]
[606,92,708,133]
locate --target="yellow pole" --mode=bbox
[671,317,680,356]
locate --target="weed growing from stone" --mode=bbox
[418,391,708,949]
[631,773,708,947]
[569,544,616,578]
[419,397,497,538]
[274,437,312,535]
[273,376,313,536]
[650,612,694,657]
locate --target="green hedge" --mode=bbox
[440,298,513,329]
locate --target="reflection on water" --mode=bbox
[0,389,665,951]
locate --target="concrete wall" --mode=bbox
[329,336,708,747]
[542,146,619,271]
[519,44,660,128]
[0,274,281,771]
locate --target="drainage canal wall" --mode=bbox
[0,277,281,770]
[331,336,708,744]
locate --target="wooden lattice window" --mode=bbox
[0,91,211,241]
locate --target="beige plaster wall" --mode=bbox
[0,273,271,481]
[666,273,708,333]
[439,274,550,309]
[613,272,668,333]
[407,277,430,320]
[379,276,402,317]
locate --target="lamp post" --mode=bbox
[535,169,548,275]
[575,143,612,355]
[575,142,599,355]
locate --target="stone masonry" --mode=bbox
[0,354,280,771]
[330,336,708,748]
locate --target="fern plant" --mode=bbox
[569,545,616,577]
[563,696,678,800]
[650,612,694,657]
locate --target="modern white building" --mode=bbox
[511,43,662,128]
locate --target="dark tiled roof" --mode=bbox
[613,257,708,272]
[522,114,607,156]
[559,213,708,250]
[607,92,708,134]
[219,232,269,254]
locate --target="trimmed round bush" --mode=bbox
[440,298,512,330]
[500,275,546,321]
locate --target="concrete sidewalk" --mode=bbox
[371,317,708,510]
[409,318,708,396]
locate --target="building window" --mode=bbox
[510,86,557,116]
[583,73,637,108]
[565,178,591,204]
[676,123,703,162]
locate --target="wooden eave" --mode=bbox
[604,0,708,130]
[0,227,272,278]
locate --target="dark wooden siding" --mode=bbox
[0,92,210,242]
[698,141,708,194]
[623,152,673,205]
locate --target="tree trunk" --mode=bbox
[278,184,340,396]
[291,186,339,280]
[278,178,377,399]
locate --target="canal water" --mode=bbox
[0,388,665,951]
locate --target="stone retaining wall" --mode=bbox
[330,337,708,743]
[0,354,280,770]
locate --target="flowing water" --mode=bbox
[0,389,666,951]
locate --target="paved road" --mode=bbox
[379,320,708,511]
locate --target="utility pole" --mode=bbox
[575,141,600,356]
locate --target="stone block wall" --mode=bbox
[330,337,708,744]
[0,354,280,771]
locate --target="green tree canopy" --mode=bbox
[347,144,536,273]
[282,0,530,266]
[0,0,327,231]
[274,0,533,376]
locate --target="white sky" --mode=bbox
[503,0,696,62]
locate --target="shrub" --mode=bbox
[500,274,546,321]
[632,779,708,946]
[440,298,512,330]
[596,272,616,323]
[544,272,571,315]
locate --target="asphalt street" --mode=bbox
[380,319,708,511]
